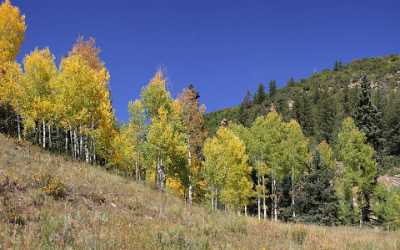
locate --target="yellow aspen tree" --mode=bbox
[203,126,253,212]
[21,48,57,147]
[0,61,23,138]
[0,0,26,64]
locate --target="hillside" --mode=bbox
[0,134,399,249]
[205,55,400,143]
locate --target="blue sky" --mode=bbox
[13,0,400,121]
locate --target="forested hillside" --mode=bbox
[1,0,400,240]
[206,55,400,172]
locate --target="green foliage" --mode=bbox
[336,117,377,225]
[295,143,339,225]
[253,83,266,105]
[203,126,253,211]
[353,75,385,154]
[372,185,400,230]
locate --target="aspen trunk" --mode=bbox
[42,119,46,148]
[273,178,278,221]
[74,129,78,159]
[211,190,214,211]
[215,189,218,210]
[187,142,193,206]
[245,205,248,216]
[262,176,267,220]
[85,137,89,163]
[16,115,21,141]
[92,139,96,164]
[65,131,68,153]
[135,159,140,181]
[188,182,193,207]
[257,176,261,220]
[291,168,296,218]
[48,124,52,149]
[69,127,73,156]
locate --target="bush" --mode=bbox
[39,175,67,200]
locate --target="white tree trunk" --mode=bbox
[262,176,267,220]
[292,167,296,218]
[65,131,68,152]
[273,178,278,221]
[85,137,89,163]
[42,119,46,148]
[74,129,78,159]
[48,124,52,149]
[16,115,21,141]
[187,141,193,206]
[257,176,261,220]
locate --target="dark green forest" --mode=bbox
[206,55,400,175]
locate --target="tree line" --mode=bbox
[1,0,399,229]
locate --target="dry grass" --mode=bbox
[0,134,399,250]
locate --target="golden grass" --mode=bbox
[0,134,399,249]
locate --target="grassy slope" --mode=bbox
[0,134,399,250]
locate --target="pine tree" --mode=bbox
[269,80,277,99]
[293,90,314,137]
[295,143,339,225]
[287,77,296,87]
[254,83,266,105]
[317,90,338,143]
[238,90,252,126]
[353,75,384,154]
[334,60,343,71]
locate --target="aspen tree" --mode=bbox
[203,126,252,212]
[336,117,377,226]
[282,119,310,218]
[177,85,207,205]
[21,48,57,147]
[0,0,25,64]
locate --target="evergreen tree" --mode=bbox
[353,75,384,154]
[253,83,266,105]
[238,90,252,126]
[334,60,343,71]
[317,90,338,143]
[269,80,277,98]
[293,90,314,137]
[295,141,339,225]
[287,77,296,87]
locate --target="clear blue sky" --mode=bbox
[13,0,400,122]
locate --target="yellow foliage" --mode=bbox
[0,0,26,64]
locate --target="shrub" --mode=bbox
[41,176,67,200]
